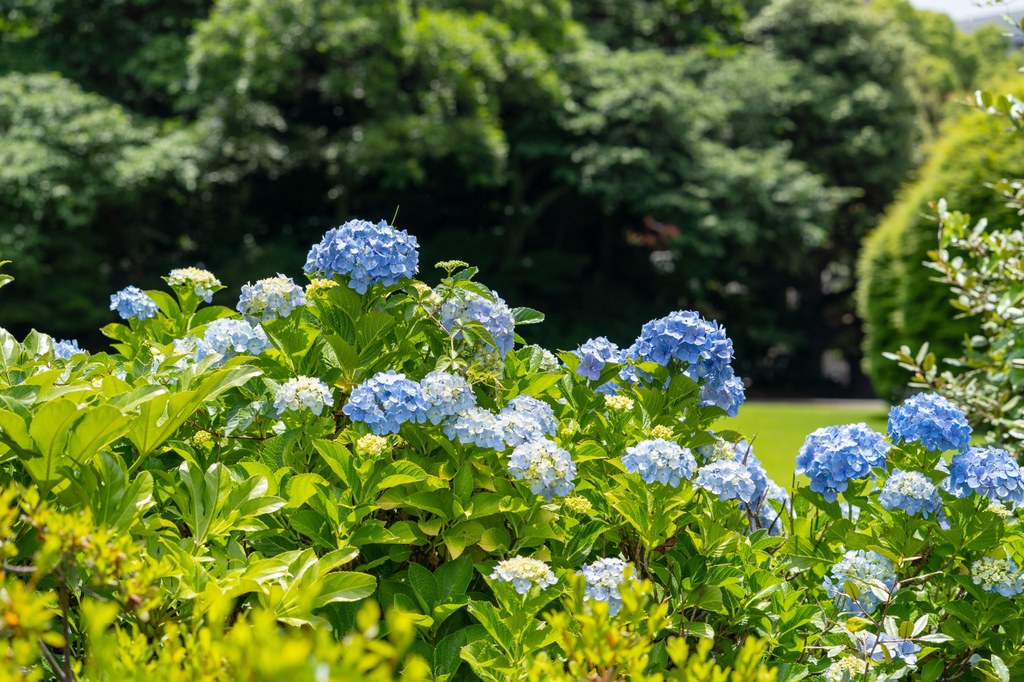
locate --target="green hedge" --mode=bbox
[857,81,1024,401]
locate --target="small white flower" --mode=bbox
[274,376,334,416]
[490,557,557,594]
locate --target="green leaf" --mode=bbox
[511,307,544,325]
[991,655,1010,682]
[65,405,131,465]
[443,521,484,558]
[128,366,261,458]
[0,408,32,451]
[408,564,440,612]
[435,556,474,603]
[311,572,377,608]
[466,601,514,651]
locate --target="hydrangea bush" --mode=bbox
[0,219,1022,681]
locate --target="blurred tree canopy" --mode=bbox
[0,0,1011,393]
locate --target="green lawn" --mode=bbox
[716,401,889,486]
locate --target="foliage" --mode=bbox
[0,0,1010,391]
[0,71,209,339]
[3,220,1024,680]
[856,79,1024,401]
[885,187,1024,455]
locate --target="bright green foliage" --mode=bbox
[527,576,777,681]
[857,86,1024,401]
[2,219,1024,679]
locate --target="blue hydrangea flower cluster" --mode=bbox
[237,275,307,322]
[945,446,1024,508]
[443,407,507,451]
[879,469,942,518]
[579,558,630,616]
[633,310,731,368]
[194,318,270,364]
[52,339,82,360]
[628,311,745,416]
[574,337,622,381]
[694,459,758,504]
[273,376,334,416]
[887,393,972,453]
[858,633,920,664]
[698,368,745,418]
[823,550,896,615]
[795,424,889,503]
[439,290,516,358]
[489,557,557,594]
[499,395,557,448]
[343,371,427,435]
[303,219,420,294]
[419,371,476,425]
[621,439,697,487]
[971,556,1024,597]
[507,438,576,501]
[110,286,159,321]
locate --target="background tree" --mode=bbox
[0,0,1013,394]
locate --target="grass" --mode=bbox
[716,401,889,485]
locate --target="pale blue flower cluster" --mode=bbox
[343,370,427,434]
[621,438,697,487]
[110,286,159,321]
[728,441,769,503]
[273,376,334,416]
[795,424,889,503]
[443,407,506,451]
[303,219,420,294]
[580,558,630,615]
[858,632,920,664]
[823,550,896,615]
[52,339,82,360]
[698,369,745,418]
[194,318,270,364]
[507,438,576,501]
[879,469,942,518]
[490,556,557,594]
[574,337,622,381]
[971,556,1024,597]
[419,371,476,425]
[887,393,972,453]
[439,291,515,358]
[945,446,1024,508]
[695,459,758,504]
[628,311,745,416]
[499,395,557,448]
[237,275,307,322]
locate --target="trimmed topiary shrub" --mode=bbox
[857,77,1024,401]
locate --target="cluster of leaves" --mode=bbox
[857,73,1024,402]
[2,220,1024,680]
[0,0,1012,390]
[885,179,1024,454]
